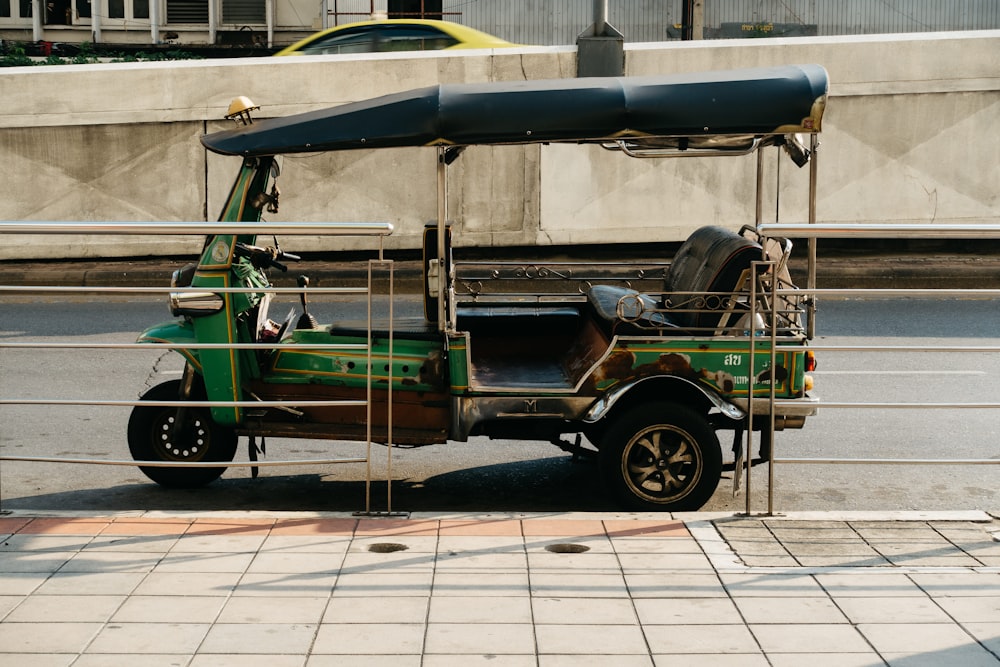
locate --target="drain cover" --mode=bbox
[545,543,590,554]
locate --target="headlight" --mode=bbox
[170,292,224,317]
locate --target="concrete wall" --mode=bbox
[1,31,998,260]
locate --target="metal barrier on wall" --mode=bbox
[3,220,1000,516]
[750,222,1000,516]
[0,221,398,515]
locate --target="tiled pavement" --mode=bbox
[1,510,999,666]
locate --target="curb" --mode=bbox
[3,254,1000,291]
[2,509,994,521]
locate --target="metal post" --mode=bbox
[577,0,624,76]
[681,0,693,40]
[766,264,779,516]
[386,260,395,513]
[807,134,818,339]
[755,149,764,227]
[745,271,757,516]
[364,260,374,514]
[436,148,448,332]
[592,0,608,36]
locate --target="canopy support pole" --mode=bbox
[807,133,819,340]
[436,147,448,332]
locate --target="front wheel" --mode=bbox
[128,379,237,488]
[600,402,722,511]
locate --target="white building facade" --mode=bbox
[2,1,998,50]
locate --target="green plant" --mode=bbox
[0,43,36,67]
[0,41,204,66]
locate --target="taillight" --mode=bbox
[805,350,817,372]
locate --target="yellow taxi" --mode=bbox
[274,19,517,56]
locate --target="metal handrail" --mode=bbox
[758,222,1000,238]
[0,221,394,236]
[0,343,371,350]
[0,220,397,514]
[0,286,372,294]
[2,456,368,468]
[750,222,1000,515]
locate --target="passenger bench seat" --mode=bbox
[586,225,764,336]
[663,225,764,330]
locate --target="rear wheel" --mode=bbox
[128,379,237,488]
[600,402,722,511]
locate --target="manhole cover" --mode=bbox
[545,543,590,554]
[368,542,409,553]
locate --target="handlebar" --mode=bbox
[234,242,300,272]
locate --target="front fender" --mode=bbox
[583,375,745,424]
[137,320,202,373]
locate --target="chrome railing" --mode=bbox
[0,221,398,515]
[751,222,1000,515]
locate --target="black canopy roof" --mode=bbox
[202,64,828,157]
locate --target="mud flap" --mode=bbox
[731,426,745,497]
[248,435,266,478]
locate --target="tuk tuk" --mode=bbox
[129,64,826,511]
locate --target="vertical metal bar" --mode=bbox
[774,144,781,226]
[593,0,609,35]
[807,134,819,340]
[745,145,766,514]
[386,259,395,513]
[766,261,779,516]
[755,148,764,228]
[436,148,448,332]
[364,260,373,514]
[745,268,757,516]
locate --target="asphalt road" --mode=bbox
[1,294,998,514]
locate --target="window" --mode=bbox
[378,25,456,51]
[295,24,457,55]
[167,0,208,23]
[388,0,442,20]
[222,0,263,24]
[101,0,148,22]
[298,27,380,54]
[0,0,31,19]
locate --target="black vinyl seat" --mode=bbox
[587,285,680,336]
[587,225,763,336]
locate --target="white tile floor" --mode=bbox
[1,511,999,665]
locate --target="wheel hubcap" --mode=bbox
[154,412,208,461]
[624,425,701,502]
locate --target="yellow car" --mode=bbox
[274,19,517,56]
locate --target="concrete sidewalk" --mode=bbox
[2,510,999,665]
